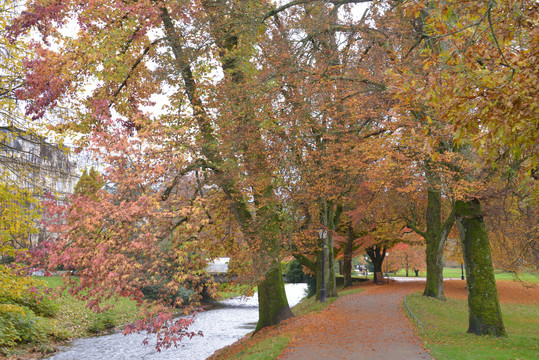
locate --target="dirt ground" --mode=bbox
[210,279,538,359]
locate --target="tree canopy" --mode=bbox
[2,0,536,346]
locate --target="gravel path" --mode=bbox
[278,281,432,360]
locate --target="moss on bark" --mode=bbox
[423,241,445,299]
[456,198,506,337]
[422,184,453,300]
[254,262,293,333]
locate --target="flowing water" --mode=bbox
[48,283,307,360]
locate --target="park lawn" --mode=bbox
[291,286,363,317]
[230,335,291,360]
[405,293,539,360]
[391,268,538,282]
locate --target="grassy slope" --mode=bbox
[405,293,539,360]
[1,276,142,359]
[39,276,142,339]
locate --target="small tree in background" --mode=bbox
[390,243,426,277]
[74,167,104,197]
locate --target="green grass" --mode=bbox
[292,286,364,316]
[38,276,142,339]
[1,276,142,358]
[338,286,365,297]
[233,335,291,359]
[216,283,257,300]
[405,293,539,360]
[291,295,338,316]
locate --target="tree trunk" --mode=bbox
[366,246,385,284]
[456,198,506,337]
[327,234,337,296]
[255,262,294,333]
[343,224,354,287]
[316,200,338,299]
[423,234,445,299]
[315,233,338,299]
[163,2,294,334]
[421,176,454,300]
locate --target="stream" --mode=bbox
[48,283,307,360]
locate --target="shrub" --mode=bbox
[0,305,47,348]
[141,284,195,306]
[87,311,116,334]
[14,294,58,318]
[306,274,317,298]
[48,327,71,341]
[0,266,50,349]
[285,259,307,283]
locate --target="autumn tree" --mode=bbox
[387,0,538,336]
[346,179,409,284]
[390,242,426,277]
[1,0,38,255]
[0,0,56,347]
[73,166,104,197]
[485,177,538,274]
[7,0,331,336]
[256,0,392,297]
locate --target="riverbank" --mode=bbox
[41,284,308,360]
[210,279,539,360]
[0,276,142,360]
[0,277,256,360]
[208,285,366,359]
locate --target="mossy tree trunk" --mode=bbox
[423,184,454,300]
[456,198,506,337]
[316,200,340,299]
[255,262,294,333]
[407,171,454,300]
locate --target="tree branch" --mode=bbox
[161,159,212,201]
[262,0,373,21]
[406,221,427,239]
[293,253,317,273]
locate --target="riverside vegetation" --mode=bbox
[0,276,140,359]
[0,276,262,359]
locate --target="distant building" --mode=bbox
[0,126,78,247]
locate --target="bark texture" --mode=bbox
[456,198,506,337]
[255,263,294,333]
[418,173,454,300]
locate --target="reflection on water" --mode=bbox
[48,284,307,360]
